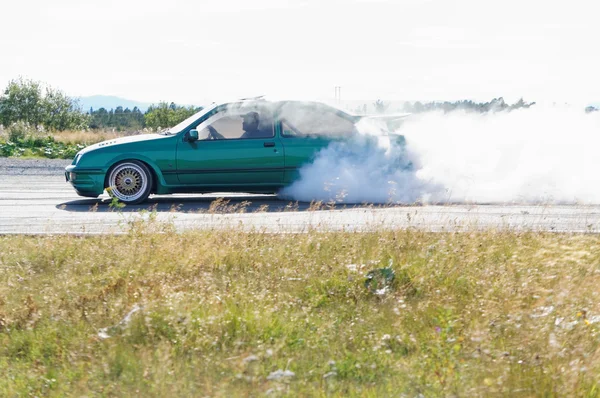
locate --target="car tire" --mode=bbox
[106,160,152,204]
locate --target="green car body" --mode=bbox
[65,99,406,204]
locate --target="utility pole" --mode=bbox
[334,86,342,104]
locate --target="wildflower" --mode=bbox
[267,370,295,380]
[243,355,259,363]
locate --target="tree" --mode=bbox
[90,107,109,129]
[0,77,89,130]
[0,78,45,127]
[132,107,144,127]
[43,86,89,130]
[114,106,124,129]
[412,101,424,113]
[373,99,390,114]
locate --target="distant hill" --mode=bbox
[76,95,152,113]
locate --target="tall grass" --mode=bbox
[1,226,600,396]
[50,129,130,145]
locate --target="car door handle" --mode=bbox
[264,142,276,147]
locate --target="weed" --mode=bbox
[106,188,126,210]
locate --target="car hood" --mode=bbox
[79,133,170,155]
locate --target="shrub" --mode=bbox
[7,121,29,142]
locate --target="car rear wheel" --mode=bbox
[107,161,152,204]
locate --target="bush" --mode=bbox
[0,141,21,157]
[7,121,29,142]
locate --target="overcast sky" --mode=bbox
[1,0,598,105]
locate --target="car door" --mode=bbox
[276,102,356,184]
[176,107,284,189]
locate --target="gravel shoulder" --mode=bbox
[0,157,72,176]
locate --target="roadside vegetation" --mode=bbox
[2,225,600,396]
[0,122,131,159]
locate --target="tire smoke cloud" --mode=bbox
[282,106,600,204]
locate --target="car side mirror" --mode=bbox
[189,129,211,141]
[187,129,199,142]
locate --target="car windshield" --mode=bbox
[163,102,217,135]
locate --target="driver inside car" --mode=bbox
[205,110,273,140]
[240,111,272,139]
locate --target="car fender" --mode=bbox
[104,153,171,194]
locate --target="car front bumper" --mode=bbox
[65,165,105,198]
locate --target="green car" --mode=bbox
[65,99,407,204]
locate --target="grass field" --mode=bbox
[1,226,600,396]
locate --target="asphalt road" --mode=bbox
[2,158,600,234]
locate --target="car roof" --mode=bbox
[216,98,357,119]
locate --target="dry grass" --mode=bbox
[1,226,600,396]
[51,129,131,145]
[0,127,130,145]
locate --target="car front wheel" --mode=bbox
[106,160,152,204]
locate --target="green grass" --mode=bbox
[1,226,600,396]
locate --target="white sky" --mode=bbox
[1,0,599,105]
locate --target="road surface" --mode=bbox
[1,159,600,234]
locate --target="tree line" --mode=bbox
[401,97,536,113]
[365,97,536,114]
[0,78,200,132]
[88,102,200,131]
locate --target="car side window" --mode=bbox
[279,105,355,138]
[198,110,274,140]
[281,121,300,137]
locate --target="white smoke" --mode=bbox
[282,106,600,204]
[280,118,445,204]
